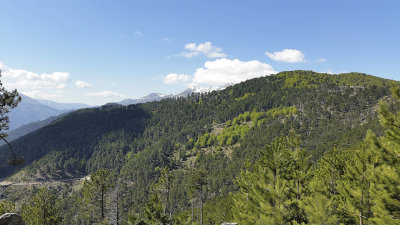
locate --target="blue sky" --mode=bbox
[0,0,399,105]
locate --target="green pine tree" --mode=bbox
[142,167,175,224]
[188,169,207,225]
[0,69,22,166]
[232,135,308,224]
[124,211,146,225]
[368,86,400,224]
[144,191,169,224]
[290,141,312,223]
[82,168,113,224]
[304,147,353,224]
[21,187,62,225]
[153,167,175,219]
[337,139,375,225]
[300,191,337,225]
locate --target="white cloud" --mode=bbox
[0,63,70,100]
[180,42,226,58]
[87,91,124,98]
[190,58,276,87]
[265,49,306,63]
[56,84,66,89]
[163,73,191,84]
[134,30,143,36]
[75,80,93,88]
[2,69,70,87]
[317,58,327,63]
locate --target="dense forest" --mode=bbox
[1,70,400,224]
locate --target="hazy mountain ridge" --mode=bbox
[3,115,62,145]
[7,94,89,131]
[36,99,90,111]
[8,95,66,130]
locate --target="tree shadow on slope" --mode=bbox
[0,104,151,179]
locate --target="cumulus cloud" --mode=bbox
[265,49,306,63]
[75,80,93,88]
[190,58,276,87]
[180,42,226,58]
[56,84,66,89]
[0,63,70,99]
[87,91,124,98]
[163,73,191,84]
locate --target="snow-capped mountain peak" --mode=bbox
[190,83,233,93]
[114,84,232,106]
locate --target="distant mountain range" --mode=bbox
[5,115,61,144]
[115,86,230,106]
[36,99,89,111]
[7,94,90,131]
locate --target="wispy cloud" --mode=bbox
[163,73,191,84]
[265,49,306,63]
[179,42,226,58]
[317,58,327,63]
[75,80,93,88]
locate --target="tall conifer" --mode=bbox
[232,135,308,224]
[368,86,400,224]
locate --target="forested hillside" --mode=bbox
[1,70,399,224]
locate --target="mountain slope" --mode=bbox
[1,71,396,175]
[3,115,61,145]
[7,94,89,130]
[0,71,398,217]
[117,92,170,105]
[7,94,65,130]
[36,99,90,110]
